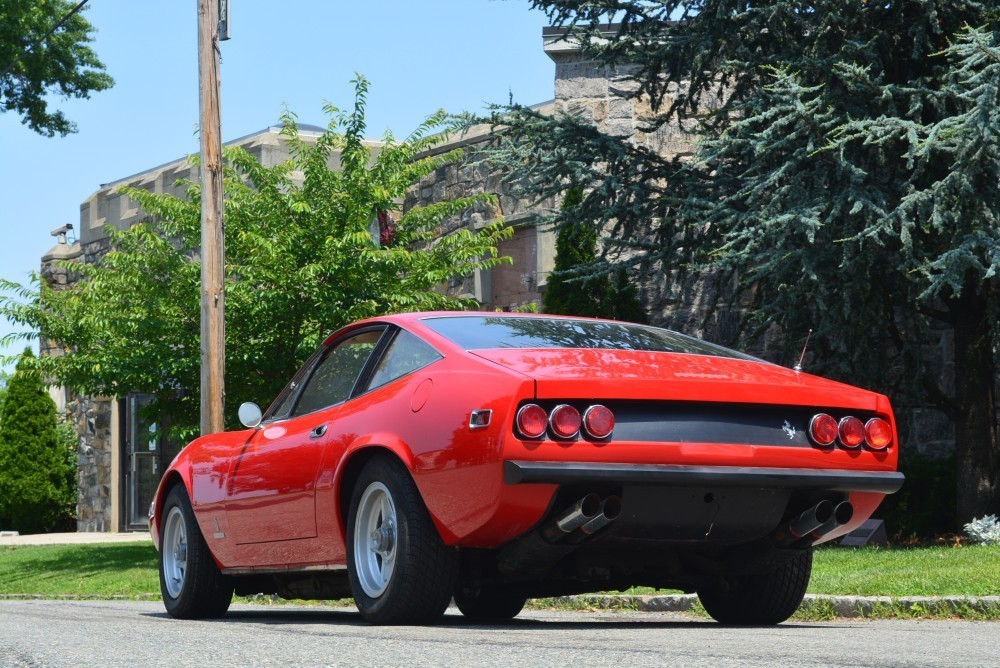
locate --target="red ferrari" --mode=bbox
[150,312,903,625]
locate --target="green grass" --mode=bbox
[808,545,1000,596]
[1,543,998,603]
[0,544,159,598]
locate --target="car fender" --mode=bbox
[330,436,416,542]
[332,432,505,546]
[149,467,188,551]
[150,430,252,568]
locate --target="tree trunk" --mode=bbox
[950,280,1000,525]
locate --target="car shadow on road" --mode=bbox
[139,608,824,630]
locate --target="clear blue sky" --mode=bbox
[0,0,555,372]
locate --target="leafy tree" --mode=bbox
[0,77,511,439]
[492,2,1000,524]
[0,370,8,419]
[543,186,648,322]
[0,0,113,136]
[0,349,76,533]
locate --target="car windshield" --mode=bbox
[421,316,757,361]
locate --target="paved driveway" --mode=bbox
[1,601,997,667]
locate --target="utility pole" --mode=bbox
[198,0,224,435]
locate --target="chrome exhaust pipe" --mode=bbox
[803,501,854,545]
[499,494,620,575]
[772,500,834,547]
[539,493,602,542]
[566,496,622,544]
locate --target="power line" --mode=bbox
[1,0,91,80]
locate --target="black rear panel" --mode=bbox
[517,400,878,448]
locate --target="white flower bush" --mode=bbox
[964,515,1000,546]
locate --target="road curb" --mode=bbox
[0,594,161,601]
[546,593,1000,618]
[3,592,999,618]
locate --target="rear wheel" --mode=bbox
[454,584,527,621]
[347,455,458,624]
[159,484,233,619]
[697,549,812,625]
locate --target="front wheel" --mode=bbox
[697,549,812,625]
[347,455,458,624]
[159,484,233,619]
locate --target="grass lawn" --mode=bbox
[809,545,1000,597]
[0,544,159,597]
[1,542,998,599]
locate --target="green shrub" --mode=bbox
[0,349,76,533]
[879,452,957,540]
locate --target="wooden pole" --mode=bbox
[198,0,225,435]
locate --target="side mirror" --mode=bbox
[238,402,263,428]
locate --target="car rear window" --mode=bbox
[421,316,757,360]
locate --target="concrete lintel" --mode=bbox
[42,242,83,263]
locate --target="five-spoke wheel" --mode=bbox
[161,504,189,600]
[352,481,398,598]
[346,456,458,624]
[158,484,233,619]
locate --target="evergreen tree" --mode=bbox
[544,187,647,321]
[493,2,1000,523]
[0,349,76,533]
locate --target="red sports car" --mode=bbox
[150,312,903,625]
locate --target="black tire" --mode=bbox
[697,549,812,625]
[346,455,458,625]
[159,484,234,619]
[454,584,527,621]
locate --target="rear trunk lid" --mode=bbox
[469,348,878,410]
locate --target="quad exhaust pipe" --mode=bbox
[803,501,853,546]
[729,499,855,575]
[773,500,854,547]
[498,493,621,575]
[539,493,602,542]
[566,496,622,545]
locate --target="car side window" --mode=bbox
[290,330,383,416]
[366,329,442,391]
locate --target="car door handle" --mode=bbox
[309,424,328,439]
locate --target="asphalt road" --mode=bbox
[0,601,997,667]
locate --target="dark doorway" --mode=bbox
[122,394,182,531]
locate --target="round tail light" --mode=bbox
[583,404,615,439]
[838,416,865,448]
[516,404,548,439]
[549,404,582,439]
[865,418,893,450]
[809,413,838,447]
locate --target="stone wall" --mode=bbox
[402,125,559,311]
[40,242,117,531]
[69,395,114,532]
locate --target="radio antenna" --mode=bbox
[793,329,813,372]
